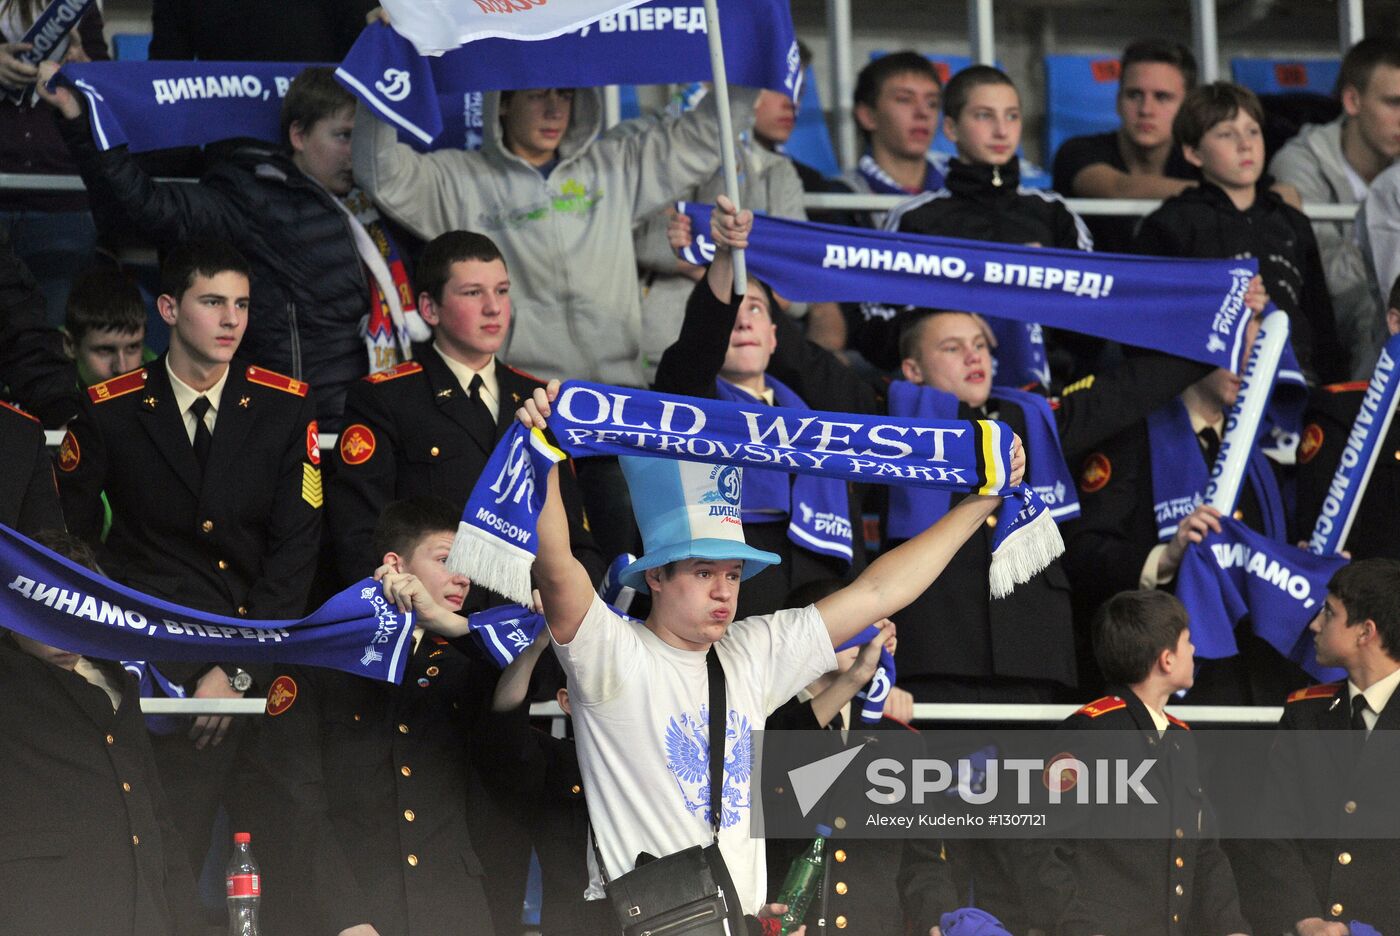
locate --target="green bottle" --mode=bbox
[776,824,831,934]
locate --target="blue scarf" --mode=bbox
[1146,398,1286,542]
[468,601,642,670]
[675,203,1259,374]
[336,4,801,147]
[3,0,96,105]
[121,659,185,735]
[1176,516,1346,681]
[448,381,1062,606]
[0,525,415,684]
[885,381,1078,541]
[1308,332,1400,556]
[988,320,1050,389]
[1260,338,1309,464]
[856,153,945,196]
[714,375,853,565]
[834,624,896,725]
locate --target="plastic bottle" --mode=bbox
[775,824,831,934]
[226,831,261,936]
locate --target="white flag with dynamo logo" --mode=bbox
[382,0,653,56]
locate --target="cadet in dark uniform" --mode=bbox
[236,498,498,936]
[0,532,203,936]
[1295,302,1400,562]
[54,241,323,877]
[328,231,602,594]
[0,399,62,534]
[1036,591,1250,936]
[1237,559,1400,936]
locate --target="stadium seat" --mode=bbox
[1231,58,1341,97]
[1044,53,1122,171]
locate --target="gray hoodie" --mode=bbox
[354,86,755,388]
[1270,117,1388,379]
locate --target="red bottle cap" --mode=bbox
[234,832,251,844]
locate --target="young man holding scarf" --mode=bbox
[1064,303,1306,702]
[1295,284,1400,562]
[378,215,1026,923]
[1237,559,1400,936]
[38,64,427,430]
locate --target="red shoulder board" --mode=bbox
[246,365,309,397]
[1287,682,1343,704]
[1325,381,1368,394]
[364,361,423,384]
[0,399,39,424]
[1165,713,1190,730]
[1076,695,1127,719]
[500,362,545,384]
[87,368,147,404]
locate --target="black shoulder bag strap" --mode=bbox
[705,644,726,842]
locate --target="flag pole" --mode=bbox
[702,0,747,295]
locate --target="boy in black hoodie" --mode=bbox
[1135,82,1348,384]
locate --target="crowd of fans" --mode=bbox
[2,3,1400,934]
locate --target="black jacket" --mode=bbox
[233,636,496,936]
[57,111,388,429]
[1237,680,1400,934]
[0,232,82,428]
[1134,179,1348,384]
[892,157,1093,251]
[327,346,604,593]
[0,400,62,536]
[1295,379,1400,561]
[0,641,202,936]
[56,357,322,682]
[1038,689,1250,936]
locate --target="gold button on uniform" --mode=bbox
[835,882,848,895]
[217,559,229,570]
[353,713,362,721]
[201,520,214,533]
[237,606,248,617]
[570,784,582,794]
[1172,914,1180,923]
[833,849,847,863]
[1338,852,1352,865]
[426,666,440,677]
[1175,884,1184,896]
[1175,857,1184,868]
[835,915,848,929]
[403,810,415,822]
[132,835,140,845]
[407,854,419,867]
[1345,800,1357,814]
[122,782,132,793]
[1232,509,1244,520]
[398,723,410,734]
[106,734,115,745]
[1331,903,1344,917]
[1175,828,1184,838]
[430,446,440,457]
[834,816,847,830]
[985,515,997,528]
[400,766,412,777]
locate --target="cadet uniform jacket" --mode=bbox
[1295,380,1400,561]
[327,344,603,591]
[0,400,62,535]
[1040,690,1250,936]
[55,357,322,683]
[0,640,202,936]
[1242,681,1400,934]
[235,634,497,936]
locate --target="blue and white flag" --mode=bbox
[1308,333,1400,556]
[1176,516,1346,682]
[448,380,1063,606]
[0,524,416,684]
[337,2,802,147]
[675,203,1259,373]
[835,625,896,726]
[382,0,652,54]
[467,603,546,669]
[3,0,96,105]
[52,60,483,154]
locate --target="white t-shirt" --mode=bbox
[554,594,837,914]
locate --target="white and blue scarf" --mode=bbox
[714,375,852,565]
[448,381,1062,606]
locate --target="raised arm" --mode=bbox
[516,382,598,644]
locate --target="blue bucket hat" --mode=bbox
[618,456,780,593]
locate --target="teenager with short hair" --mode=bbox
[62,267,148,387]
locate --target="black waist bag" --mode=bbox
[600,648,745,936]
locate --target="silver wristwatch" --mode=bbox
[228,668,253,693]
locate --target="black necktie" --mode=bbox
[1198,426,1221,467]
[466,374,496,443]
[1352,694,1370,733]
[190,396,212,471]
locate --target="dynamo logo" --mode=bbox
[376,68,411,102]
